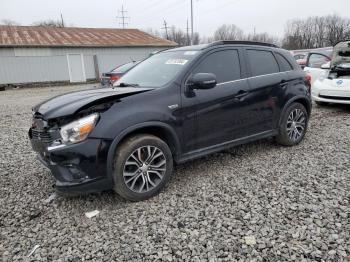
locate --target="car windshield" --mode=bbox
[112,62,137,73]
[113,50,200,88]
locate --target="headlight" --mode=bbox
[318,71,329,82]
[60,113,99,144]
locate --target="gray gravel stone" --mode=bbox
[0,84,350,261]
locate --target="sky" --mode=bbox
[1,0,350,38]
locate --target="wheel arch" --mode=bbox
[106,122,181,180]
[279,96,312,126]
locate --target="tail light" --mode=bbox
[305,73,312,89]
[110,75,121,81]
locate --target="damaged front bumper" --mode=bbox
[29,128,114,194]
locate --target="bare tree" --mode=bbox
[211,24,278,45]
[144,28,162,38]
[168,26,187,46]
[326,14,350,45]
[213,24,243,41]
[145,14,349,49]
[282,14,350,49]
[200,36,215,44]
[192,32,201,45]
[32,19,64,28]
[145,26,200,46]
[0,19,20,26]
[245,32,279,45]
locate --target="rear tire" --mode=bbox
[113,134,173,201]
[276,102,308,146]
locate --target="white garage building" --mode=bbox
[0,26,176,86]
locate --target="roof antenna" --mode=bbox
[129,57,135,62]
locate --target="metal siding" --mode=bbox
[83,55,96,79]
[0,46,167,84]
[0,48,15,56]
[93,47,165,74]
[0,56,69,84]
[13,47,52,56]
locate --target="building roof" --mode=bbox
[0,26,177,48]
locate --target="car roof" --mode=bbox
[165,41,279,52]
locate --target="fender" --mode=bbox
[278,95,312,126]
[106,121,181,180]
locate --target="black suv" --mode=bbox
[29,41,311,201]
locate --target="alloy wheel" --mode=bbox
[286,108,306,142]
[123,146,167,193]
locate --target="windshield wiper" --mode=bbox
[117,82,140,87]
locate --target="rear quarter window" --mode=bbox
[246,49,279,76]
[275,53,293,72]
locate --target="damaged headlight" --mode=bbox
[60,113,99,144]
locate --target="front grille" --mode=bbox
[31,129,53,144]
[319,95,350,101]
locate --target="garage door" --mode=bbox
[67,54,86,83]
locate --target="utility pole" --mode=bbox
[186,19,190,46]
[117,5,129,29]
[60,13,65,27]
[190,0,194,45]
[161,19,169,40]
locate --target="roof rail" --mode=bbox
[207,40,279,48]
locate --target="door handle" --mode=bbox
[280,80,288,89]
[234,90,249,99]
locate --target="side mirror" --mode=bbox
[321,62,331,69]
[189,73,217,90]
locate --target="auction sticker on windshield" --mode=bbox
[166,59,188,65]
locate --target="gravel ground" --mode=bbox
[0,85,349,262]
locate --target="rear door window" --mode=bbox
[276,53,293,72]
[192,49,241,83]
[246,49,279,76]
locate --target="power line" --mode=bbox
[117,5,130,29]
[202,0,243,15]
[133,0,188,25]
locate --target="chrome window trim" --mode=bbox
[216,78,246,86]
[216,70,294,86]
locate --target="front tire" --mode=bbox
[276,102,308,146]
[113,134,173,201]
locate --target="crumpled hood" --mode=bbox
[331,40,350,68]
[33,87,154,119]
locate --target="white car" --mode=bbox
[304,49,332,86]
[311,41,350,105]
